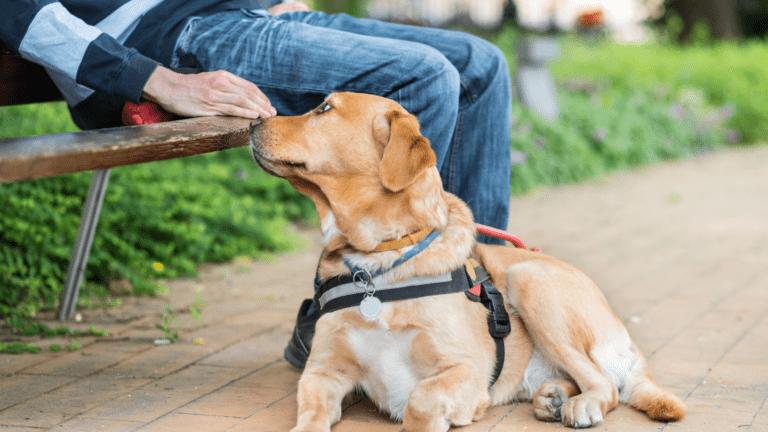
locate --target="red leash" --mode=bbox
[475,224,540,252]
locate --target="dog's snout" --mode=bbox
[250,118,264,132]
[249,118,265,148]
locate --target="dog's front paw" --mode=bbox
[561,395,604,428]
[533,382,567,422]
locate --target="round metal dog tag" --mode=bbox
[359,296,382,318]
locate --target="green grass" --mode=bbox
[485,26,750,194]
[0,102,80,138]
[549,34,768,144]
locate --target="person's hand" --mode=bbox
[268,1,311,15]
[141,66,276,119]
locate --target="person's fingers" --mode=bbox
[202,71,276,117]
[269,2,311,15]
[208,91,273,118]
[227,77,276,115]
[292,2,311,12]
[208,71,269,105]
[212,102,266,119]
[143,67,277,119]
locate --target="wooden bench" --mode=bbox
[0,44,252,320]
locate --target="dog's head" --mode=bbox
[250,92,448,253]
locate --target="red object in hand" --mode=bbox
[121,101,174,126]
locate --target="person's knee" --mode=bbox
[463,36,511,97]
[412,47,461,103]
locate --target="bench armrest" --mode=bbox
[0,116,253,183]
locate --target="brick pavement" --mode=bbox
[1,145,767,431]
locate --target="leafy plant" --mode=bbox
[0,137,315,318]
[65,341,82,352]
[155,292,206,342]
[1,316,109,354]
[0,342,41,354]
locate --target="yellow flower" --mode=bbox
[153,262,164,271]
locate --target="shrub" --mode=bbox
[0,136,315,317]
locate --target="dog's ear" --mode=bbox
[375,110,437,192]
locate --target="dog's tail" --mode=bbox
[624,358,686,422]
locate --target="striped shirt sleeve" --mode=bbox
[0,0,160,104]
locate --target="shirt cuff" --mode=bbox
[115,51,161,104]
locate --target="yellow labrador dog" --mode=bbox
[249,92,685,432]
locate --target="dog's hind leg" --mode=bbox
[533,377,580,422]
[556,352,618,428]
[403,363,489,432]
[501,259,622,427]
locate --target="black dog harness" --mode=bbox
[313,260,512,387]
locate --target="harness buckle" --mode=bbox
[482,283,512,339]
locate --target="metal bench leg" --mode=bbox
[58,168,111,320]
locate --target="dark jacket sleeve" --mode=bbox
[0,0,160,104]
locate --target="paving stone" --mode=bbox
[669,411,755,431]
[490,402,565,431]
[81,365,249,424]
[686,384,766,416]
[175,384,292,418]
[231,360,301,390]
[140,364,251,395]
[705,362,768,391]
[594,404,667,431]
[0,374,75,411]
[226,392,297,432]
[0,373,151,428]
[21,345,136,378]
[196,331,291,369]
[80,389,204,424]
[331,397,403,432]
[751,402,768,430]
[139,413,241,431]
[0,426,47,431]
[51,417,144,431]
[185,322,278,349]
[102,343,227,379]
[454,403,517,432]
[0,352,59,375]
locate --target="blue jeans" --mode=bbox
[172,9,511,243]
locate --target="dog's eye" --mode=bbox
[317,102,332,114]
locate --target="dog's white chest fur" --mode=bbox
[347,326,420,420]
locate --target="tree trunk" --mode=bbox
[667,0,742,40]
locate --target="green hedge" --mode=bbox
[0,123,315,317]
[548,34,768,144]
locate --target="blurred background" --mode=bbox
[2,0,767,322]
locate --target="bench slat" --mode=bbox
[0,116,253,183]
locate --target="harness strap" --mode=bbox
[315,268,468,316]
[315,260,511,388]
[464,261,511,387]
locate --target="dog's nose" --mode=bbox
[250,118,263,131]
[249,118,264,146]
